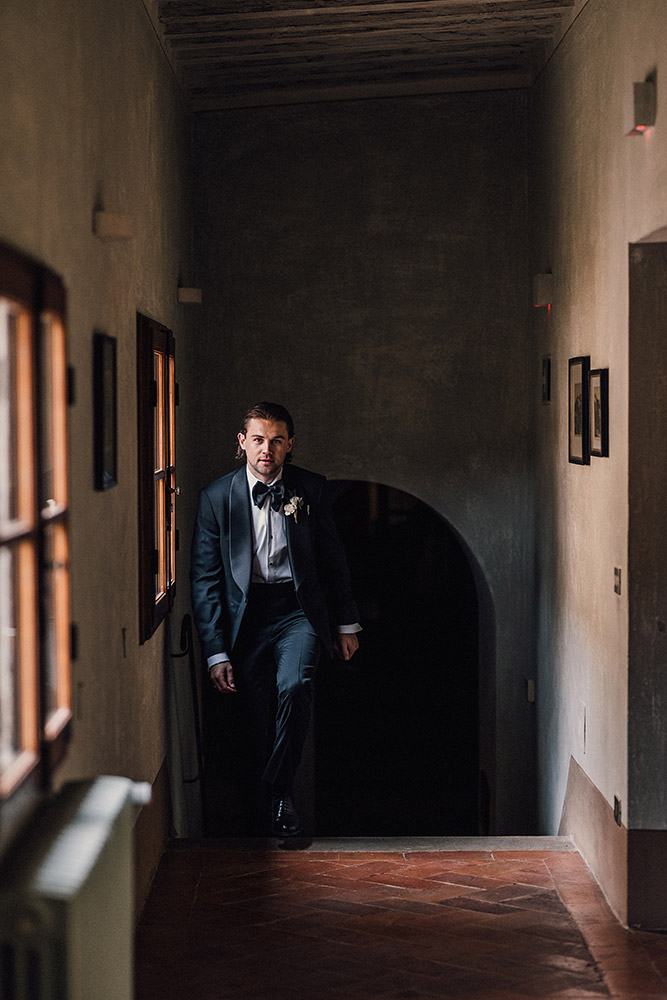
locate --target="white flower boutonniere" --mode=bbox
[284,493,306,523]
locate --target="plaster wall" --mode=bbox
[531,0,667,840]
[182,93,536,832]
[0,0,193,789]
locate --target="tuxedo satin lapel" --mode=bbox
[283,467,308,589]
[229,467,252,595]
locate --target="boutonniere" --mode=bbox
[284,491,307,523]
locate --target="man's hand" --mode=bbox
[333,633,359,661]
[210,661,237,694]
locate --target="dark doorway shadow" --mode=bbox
[316,481,480,836]
[199,479,482,838]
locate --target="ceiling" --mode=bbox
[155,0,584,112]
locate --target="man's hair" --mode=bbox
[235,401,295,462]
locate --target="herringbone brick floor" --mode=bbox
[135,841,667,999]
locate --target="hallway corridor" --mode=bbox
[135,839,667,999]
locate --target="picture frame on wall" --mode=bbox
[93,332,118,490]
[568,355,590,465]
[589,367,609,458]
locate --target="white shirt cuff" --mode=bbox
[208,627,360,667]
[207,652,230,669]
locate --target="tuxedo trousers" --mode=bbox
[232,582,321,791]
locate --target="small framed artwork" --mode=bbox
[568,355,590,465]
[589,368,609,458]
[93,332,118,490]
[541,355,551,404]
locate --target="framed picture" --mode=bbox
[541,355,551,404]
[568,356,590,465]
[589,368,609,458]
[93,332,118,490]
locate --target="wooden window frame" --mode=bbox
[137,314,177,644]
[0,242,71,818]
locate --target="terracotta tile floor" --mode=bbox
[135,840,667,999]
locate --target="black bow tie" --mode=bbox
[252,480,286,512]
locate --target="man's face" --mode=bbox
[238,418,294,482]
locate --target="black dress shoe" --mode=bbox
[271,793,303,837]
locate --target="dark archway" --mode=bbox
[199,479,484,838]
[315,481,480,836]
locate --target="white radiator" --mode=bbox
[0,776,151,1000]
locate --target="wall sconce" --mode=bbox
[626,79,656,136]
[533,273,553,308]
[177,287,203,304]
[93,211,134,241]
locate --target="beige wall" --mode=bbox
[532,0,667,912]
[0,0,193,791]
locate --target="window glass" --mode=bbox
[0,539,39,796]
[154,350,165,474]
[0,545,19,775]
[168,355,176,591]
[42,521,70,736]
[169,468,176,591]
[0,245,70,805]
[0,300,33,528]
[0,303,18,525]
[154,477,166,601]
[168,355,175,469]
[138,314,176,643]
[0,292,39,795]
[39,314,68,512]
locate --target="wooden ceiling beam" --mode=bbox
[189,69,533,110]
[168,26,558,62]
[163,10,571,39]
[166,21,562,54]
[160,0,573,20]
[185,49,536,84]
[177,37,543,67]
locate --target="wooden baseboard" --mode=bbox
[559,756,627,923]
[133,759,171,921]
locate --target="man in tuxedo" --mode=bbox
[191,402,360,836]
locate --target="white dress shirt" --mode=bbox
[247,466,292,584]
[207,466,360,668]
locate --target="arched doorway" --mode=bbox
[315,481,480,836]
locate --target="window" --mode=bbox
[0,242,71,804]
[137,314,177,643]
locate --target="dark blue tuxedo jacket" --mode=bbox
[190,464,359,661]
